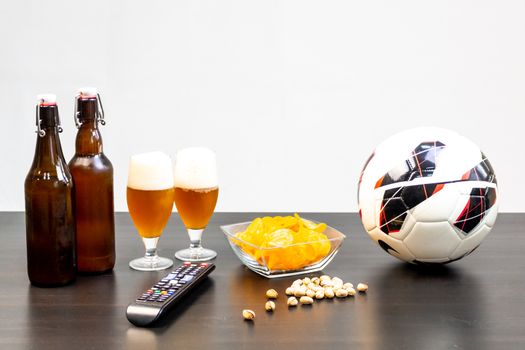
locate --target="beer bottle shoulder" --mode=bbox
[69,153,113,178]
[25,166,73,184]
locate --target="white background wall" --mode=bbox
[1,0,524,212]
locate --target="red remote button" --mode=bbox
[200,263,208,267]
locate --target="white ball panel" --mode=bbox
[448,224,492,261]
[484,203,499,228]
[369,228,415,263]
[358,187,377,231]
[404,222,461,260]
[374,198,384,231]
[411,184,458,222]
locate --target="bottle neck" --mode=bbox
[32,121,67,170]
[75,98,103,155]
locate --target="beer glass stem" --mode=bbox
[142,237,160,261]
[175,228,216,262]
[129,236,172,271]
[188,229,204,250]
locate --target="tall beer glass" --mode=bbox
[173,147,218,262]
[127,152,174,271]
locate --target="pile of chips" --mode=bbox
[234,214,331,270]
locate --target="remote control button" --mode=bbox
[166,273,177,279]
[181,275,194,282]
[200,263,208,267]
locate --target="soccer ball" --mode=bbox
[358,127,498,264]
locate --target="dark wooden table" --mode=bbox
[1,212,523,349]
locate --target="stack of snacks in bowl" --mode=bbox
[221,214,346,278]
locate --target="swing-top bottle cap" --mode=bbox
[36,94,57,106]
[77,87,98,99]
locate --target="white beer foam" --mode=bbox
[174,147,218,189]
[128,151,174,190]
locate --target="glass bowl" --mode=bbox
[220,220,346,278]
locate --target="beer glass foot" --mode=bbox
[129,256,173,271]
[175,247,217,262]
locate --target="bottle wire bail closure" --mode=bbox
[96,93,106,126]
[74,95,81,129]
[57,108,63,133]
[35,104,45,137]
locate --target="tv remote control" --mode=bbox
[126,262,215,327]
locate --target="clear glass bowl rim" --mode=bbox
[220,220,346,251]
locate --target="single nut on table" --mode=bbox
[332,277,343,288]
[335,288,349,298]
[320,279,333,287]
[324,287,335,299]
[285,287,295,296]
[313,285,324,292]
[242,309,256,320]
[287,296,299,307]
[299,296,314,305]
[307,282,316,290]
[265,300,276,312]
[294,286,306,297]
[292,279,303,287]
[315,290,325,299]
[311,277,320,285]
[306,289,316,298]
[320,275,331,282]
[357,283,369,292]
[343,282,354,291]
[347,287,356,296]
[266,289,278,299]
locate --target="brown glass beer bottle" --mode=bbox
[69,88,115,273]
[25,94,76,286]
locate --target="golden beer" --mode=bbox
[127,187,174,238]
[173,147,219,261]
[174,187,218,229]
[127,151,175,271]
